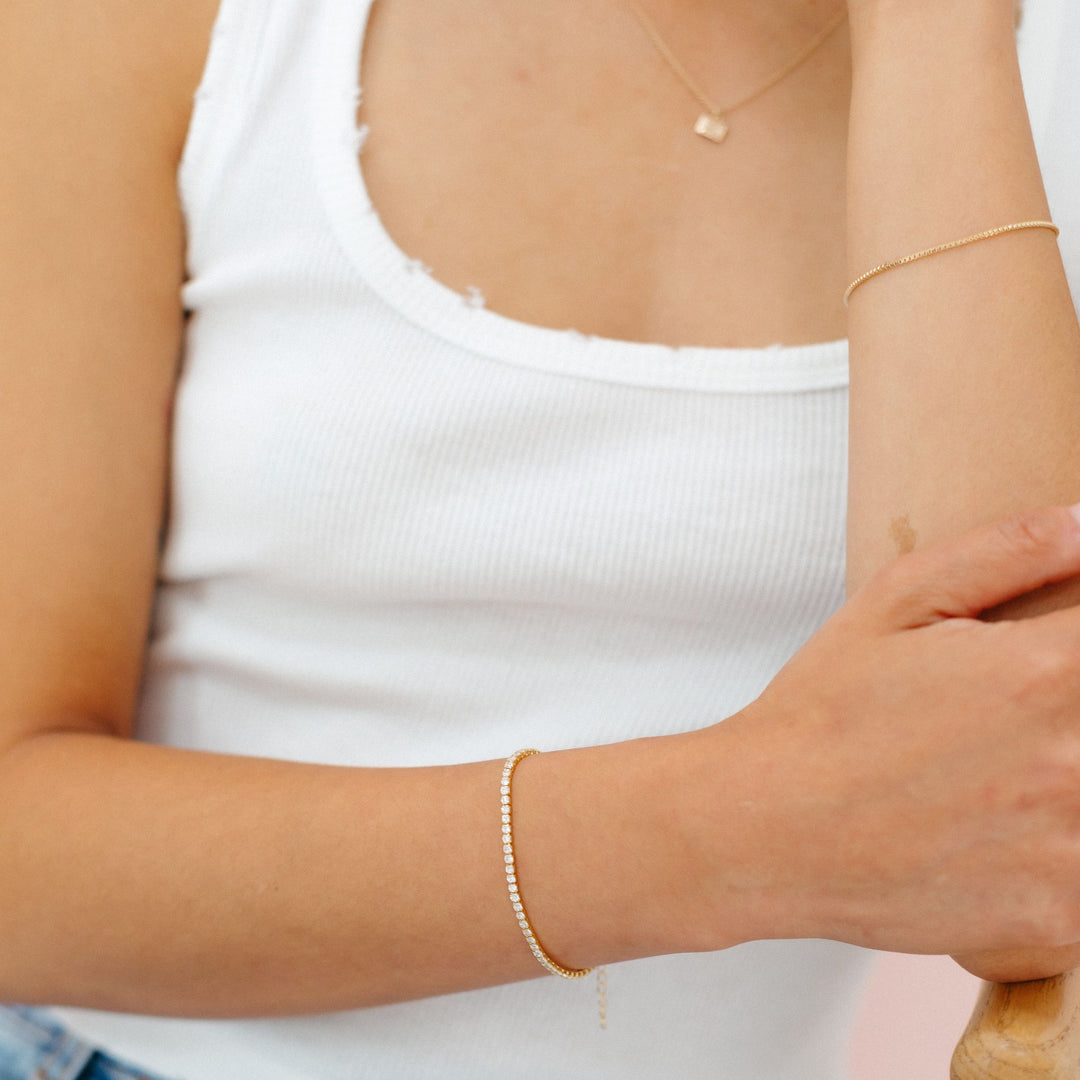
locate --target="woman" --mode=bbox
[2,0,1080,1077]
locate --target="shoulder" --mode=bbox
[0,0,222,166]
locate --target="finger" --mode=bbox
[1014,592,1080,656]
[862,504,1080,628]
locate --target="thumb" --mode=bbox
[864,504,1080,628]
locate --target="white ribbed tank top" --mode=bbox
[53,0,1079,1077]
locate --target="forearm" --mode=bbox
[0,727,729,1016]
[845,0,1080,590]
[845,0,1080,979]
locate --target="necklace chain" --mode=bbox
[628,3,847,143]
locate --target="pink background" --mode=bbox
[850,953,982,1079]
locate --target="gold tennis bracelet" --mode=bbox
[501,749,593,980]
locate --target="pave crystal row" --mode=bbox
[501,750,592,980]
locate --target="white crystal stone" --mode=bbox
[694,112,729,143]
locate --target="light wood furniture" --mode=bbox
[952,972,1080,1078]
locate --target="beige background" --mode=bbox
[850,953,982,1078]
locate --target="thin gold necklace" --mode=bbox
[629,3,847,144]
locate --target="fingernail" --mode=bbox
[1070,502,1080,527]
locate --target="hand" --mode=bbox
[697,506,1080,963]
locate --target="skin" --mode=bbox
[844,0,1080,979]
[0,0,1078,1022]
[359,0,852,349]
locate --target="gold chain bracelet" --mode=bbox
[844,220,1060,306]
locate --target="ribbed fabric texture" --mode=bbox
[53,0,1079,1077]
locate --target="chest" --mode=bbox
[357,0,852,349]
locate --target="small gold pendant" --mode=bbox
[694,113,729,144]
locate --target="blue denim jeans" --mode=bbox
[0,1007,173,1080]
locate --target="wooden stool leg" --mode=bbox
[951,971,1080,1079]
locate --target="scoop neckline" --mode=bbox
[316,1,960,393]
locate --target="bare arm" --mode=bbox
[0,0,741,1016]
[0,730,723,1015]
[846,0,1080,581]
[844,0,1080,979]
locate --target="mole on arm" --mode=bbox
[889,514,917,556]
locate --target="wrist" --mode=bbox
[605,728,760,956]
[508,731,744,968]
[669,715,813,951]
